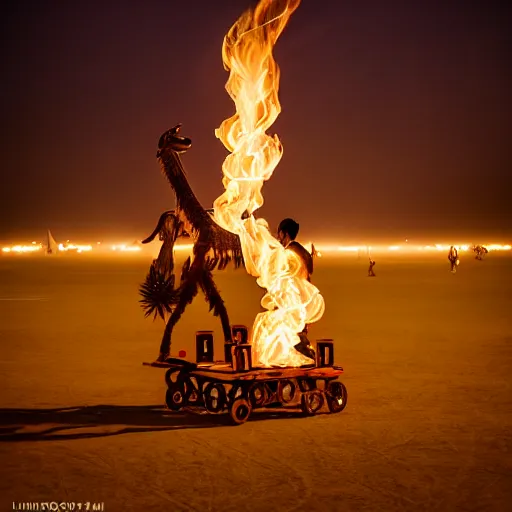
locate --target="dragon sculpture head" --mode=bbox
[157,124,192,157]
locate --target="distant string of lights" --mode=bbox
[318,243,511,254]
[1,240,510,255]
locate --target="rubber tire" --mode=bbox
[300,390,324,416]
[326,381,348,413]
[249,382,268,408]
[229,398,252,425]
[277,379,296,404]
[165,382,187,411]
[203,382,227,414]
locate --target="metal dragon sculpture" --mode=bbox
[139,124,244,361]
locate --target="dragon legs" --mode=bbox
[200,269,233,343]
[157,256,234,361]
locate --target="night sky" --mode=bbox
[1,0,510,244]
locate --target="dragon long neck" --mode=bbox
[161,151,210,232]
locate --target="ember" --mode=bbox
[213,0,325,367]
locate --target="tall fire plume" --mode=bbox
[213,0,325,367]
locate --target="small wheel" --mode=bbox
[203,382,227,413]
[326,381,348,413]
[277,379,296,404]
[229,398,252,425]
[300,391,324,416]
[249,383,268,408]
[165,382,187,411]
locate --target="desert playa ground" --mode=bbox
[0,251,511,511]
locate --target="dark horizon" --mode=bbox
[1,0,510,244]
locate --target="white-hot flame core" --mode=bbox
[213,0,325,367]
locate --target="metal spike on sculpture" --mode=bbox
[142,0,347,424]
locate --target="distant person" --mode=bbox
[277,218,315,361]
[368,258,376,277]
[473,245,488,260]
[448,246,458,273]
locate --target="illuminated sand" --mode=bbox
[0,254,511,511]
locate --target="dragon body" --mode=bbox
[140,125,244,361]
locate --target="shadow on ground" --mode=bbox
[0,404,308,441]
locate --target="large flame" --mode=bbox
[213,0,325,367]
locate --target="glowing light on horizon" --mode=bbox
[58,243,92,253]
[486,244,511,251]
[2,244,42,253]
[111,244,141,252]
[2,239,511,256]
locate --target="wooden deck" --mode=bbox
[143,360,343,381]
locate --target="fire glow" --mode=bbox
[213,0,324,367]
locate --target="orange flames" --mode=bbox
[213,0,325,367]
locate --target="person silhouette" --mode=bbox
[277,218,315,361]
[368,258,376,277]
[448,246,459,273]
